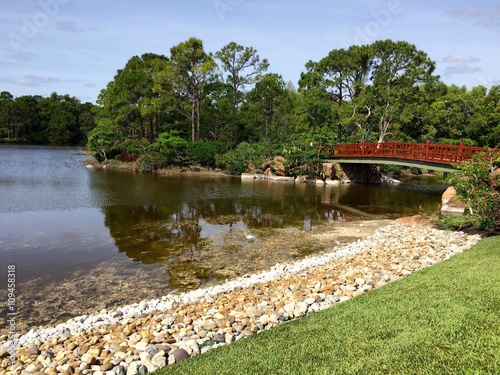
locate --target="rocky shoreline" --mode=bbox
[1,222,481,375]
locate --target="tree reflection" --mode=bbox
[91,172,358,290]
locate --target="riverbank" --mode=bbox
[0,219,392,337]
[1,220,481,374]
[84,158,231,178]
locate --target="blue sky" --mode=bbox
[1,0,499,103]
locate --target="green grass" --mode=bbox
[155,237,500,375]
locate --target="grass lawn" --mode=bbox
[155,236,500,375]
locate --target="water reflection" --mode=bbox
[90,171,357,268]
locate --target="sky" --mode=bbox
[1,0,499,103]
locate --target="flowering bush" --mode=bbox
[446,151,500,229]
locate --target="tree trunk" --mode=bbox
[378,104,390,143]
[148,118,154,143]
[196,96,201,141]
[191,98,195,143]
[231,82,237,147]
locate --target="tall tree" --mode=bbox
[0,91,14,139]
[169,37,217,142]
[37,93,83,144]
[12,95,44,143]
[215,42,269,146]
[97,53,170,144]
[242,73,295,142]
[484,85,500,147]
[299,45,372,142]
[367,40,438,143]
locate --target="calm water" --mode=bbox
[0,145,446,286]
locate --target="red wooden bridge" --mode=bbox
[326,141,498,172]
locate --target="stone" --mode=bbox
[241,173,256,180]
[27,345,41,355]
[172,348,189,363]
[77,343,90,356]
[86,355,98,365]
[489,167,500,190]
[212,333,225,343]
[322,163,334,180]
[394,215,432,226]
[151,351,167,368]
[88,348,101,357]
[101,363,115,371]
[441,187,467,213]
[7,222,482,375]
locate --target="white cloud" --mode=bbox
[443,64,481,77]
[448,5,500,29]
[0,75,61,87]
[442,54,480,63]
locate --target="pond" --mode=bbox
[0,145,446,331]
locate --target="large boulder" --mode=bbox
[322,163,334,180]
[394,215,432,226]
[489,167,500,190]
[262,156,286,176]
[441,186,467,213]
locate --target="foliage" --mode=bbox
[215,141,274,175]
[439,214,482,231]
[169,38,218,142]
[240,73,296,144]
[136,152,155,173]
[96,53,171,145]
[281,133,332,178]
[87,119,117,161]
[0,91,95,145]
[438,138,477,146]
[151,130,189,167]
[4,37,500,168]
[187,141,226,167]
[445,151,500,229]
[215,42,269,146]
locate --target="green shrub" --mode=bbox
[281,133,332,178]
[445,151,500,229]
[439,214,481,230]
[136,153,155,173]
[187,141,226,167]
[438,138,477,146]
[216,142,274,175]
[151,130,188,167]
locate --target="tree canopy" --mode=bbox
[2,38,499,165]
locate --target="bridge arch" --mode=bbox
[326,141,498,173]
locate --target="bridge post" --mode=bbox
[361,140,366,155]
[425,140,430,160]
[459,141,463,162]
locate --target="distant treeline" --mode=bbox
[1,38,499,169]
[0,92,94,145]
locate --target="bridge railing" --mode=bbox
[328,141,489,164]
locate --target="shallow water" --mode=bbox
[0,145,446,331]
